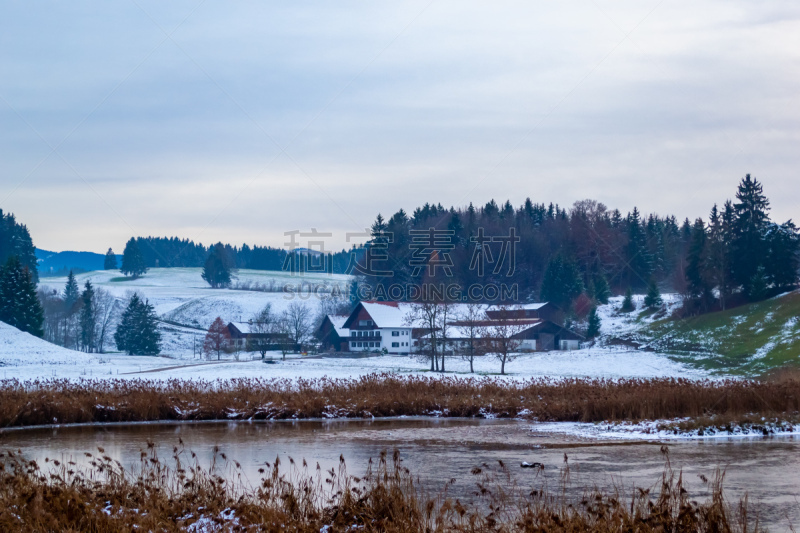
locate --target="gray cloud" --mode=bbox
[1,0,799,252]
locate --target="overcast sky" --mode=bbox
[1,1,799,253]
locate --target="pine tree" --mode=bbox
[539,255,584,310]
[120,238,147,278]
[447,212,464,242]
[706,203,734,310]
[593,274,611,305]
[0,255,44,337]
[349,277,363,306]
[643,279,663,309]
[370,214,388,240]
[114,293,161,355]
[621,288,635,312]
[483,199,499,218]
[765,221,799,291]
[202,243,233,288]
[104,248,117,270]
[80,280,95,352]
[625,208,652,290]
[63,270,80,311]
[586,306,601,338]
[685,218,712,312]
[748,266,769,301]
[0,210,38,282]
[731,174,770,297]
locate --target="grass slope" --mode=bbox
[643,290,800,374]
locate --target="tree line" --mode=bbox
[112,236,355,273]
[360,175,798,316]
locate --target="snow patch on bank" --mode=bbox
[532,419,800,441]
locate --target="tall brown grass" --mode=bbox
[0,445,762,532]
[0,374,798,429]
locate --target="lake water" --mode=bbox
[1,418,798,530]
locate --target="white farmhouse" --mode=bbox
[341,301,416,354]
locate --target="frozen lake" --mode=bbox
[2,418,798,530]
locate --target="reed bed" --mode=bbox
[0,445,761,532]
[0,374,798,429]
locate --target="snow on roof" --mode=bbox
[519,302,549,310]
[229,321,256,334]
[326,314,350,336]
[230,321,280,334]
[486,302,549,312]
[359,301,415,328]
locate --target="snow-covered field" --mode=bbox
[0,332,707,382]
[38,268,350,358]
[0,269,715,382]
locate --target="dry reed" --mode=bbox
[0,374,800,427]
[0,374,798,430]
[0,444,762,532]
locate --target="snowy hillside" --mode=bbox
[594,292,684,341]
[40,268,350,323]
[0,322,98,368]
[38,268,351,358]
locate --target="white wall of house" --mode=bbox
[382,328,412,353]
[349,327,412,354]
[520,339,537,351]
[560,339,580,351]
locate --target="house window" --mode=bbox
[392,331,399,337]
[392,342,399,348]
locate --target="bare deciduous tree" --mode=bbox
[247,303,276,359]
[274,315,295,360]
[286,301,312,346]
[406,300,454,373]
[38,286,63,345]
[485,305,526,375]
[436,300,454,372]
[282,301,312,353]
[455,303,487,373]
[93,288,119,354]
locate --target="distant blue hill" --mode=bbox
[36,248,122,277]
